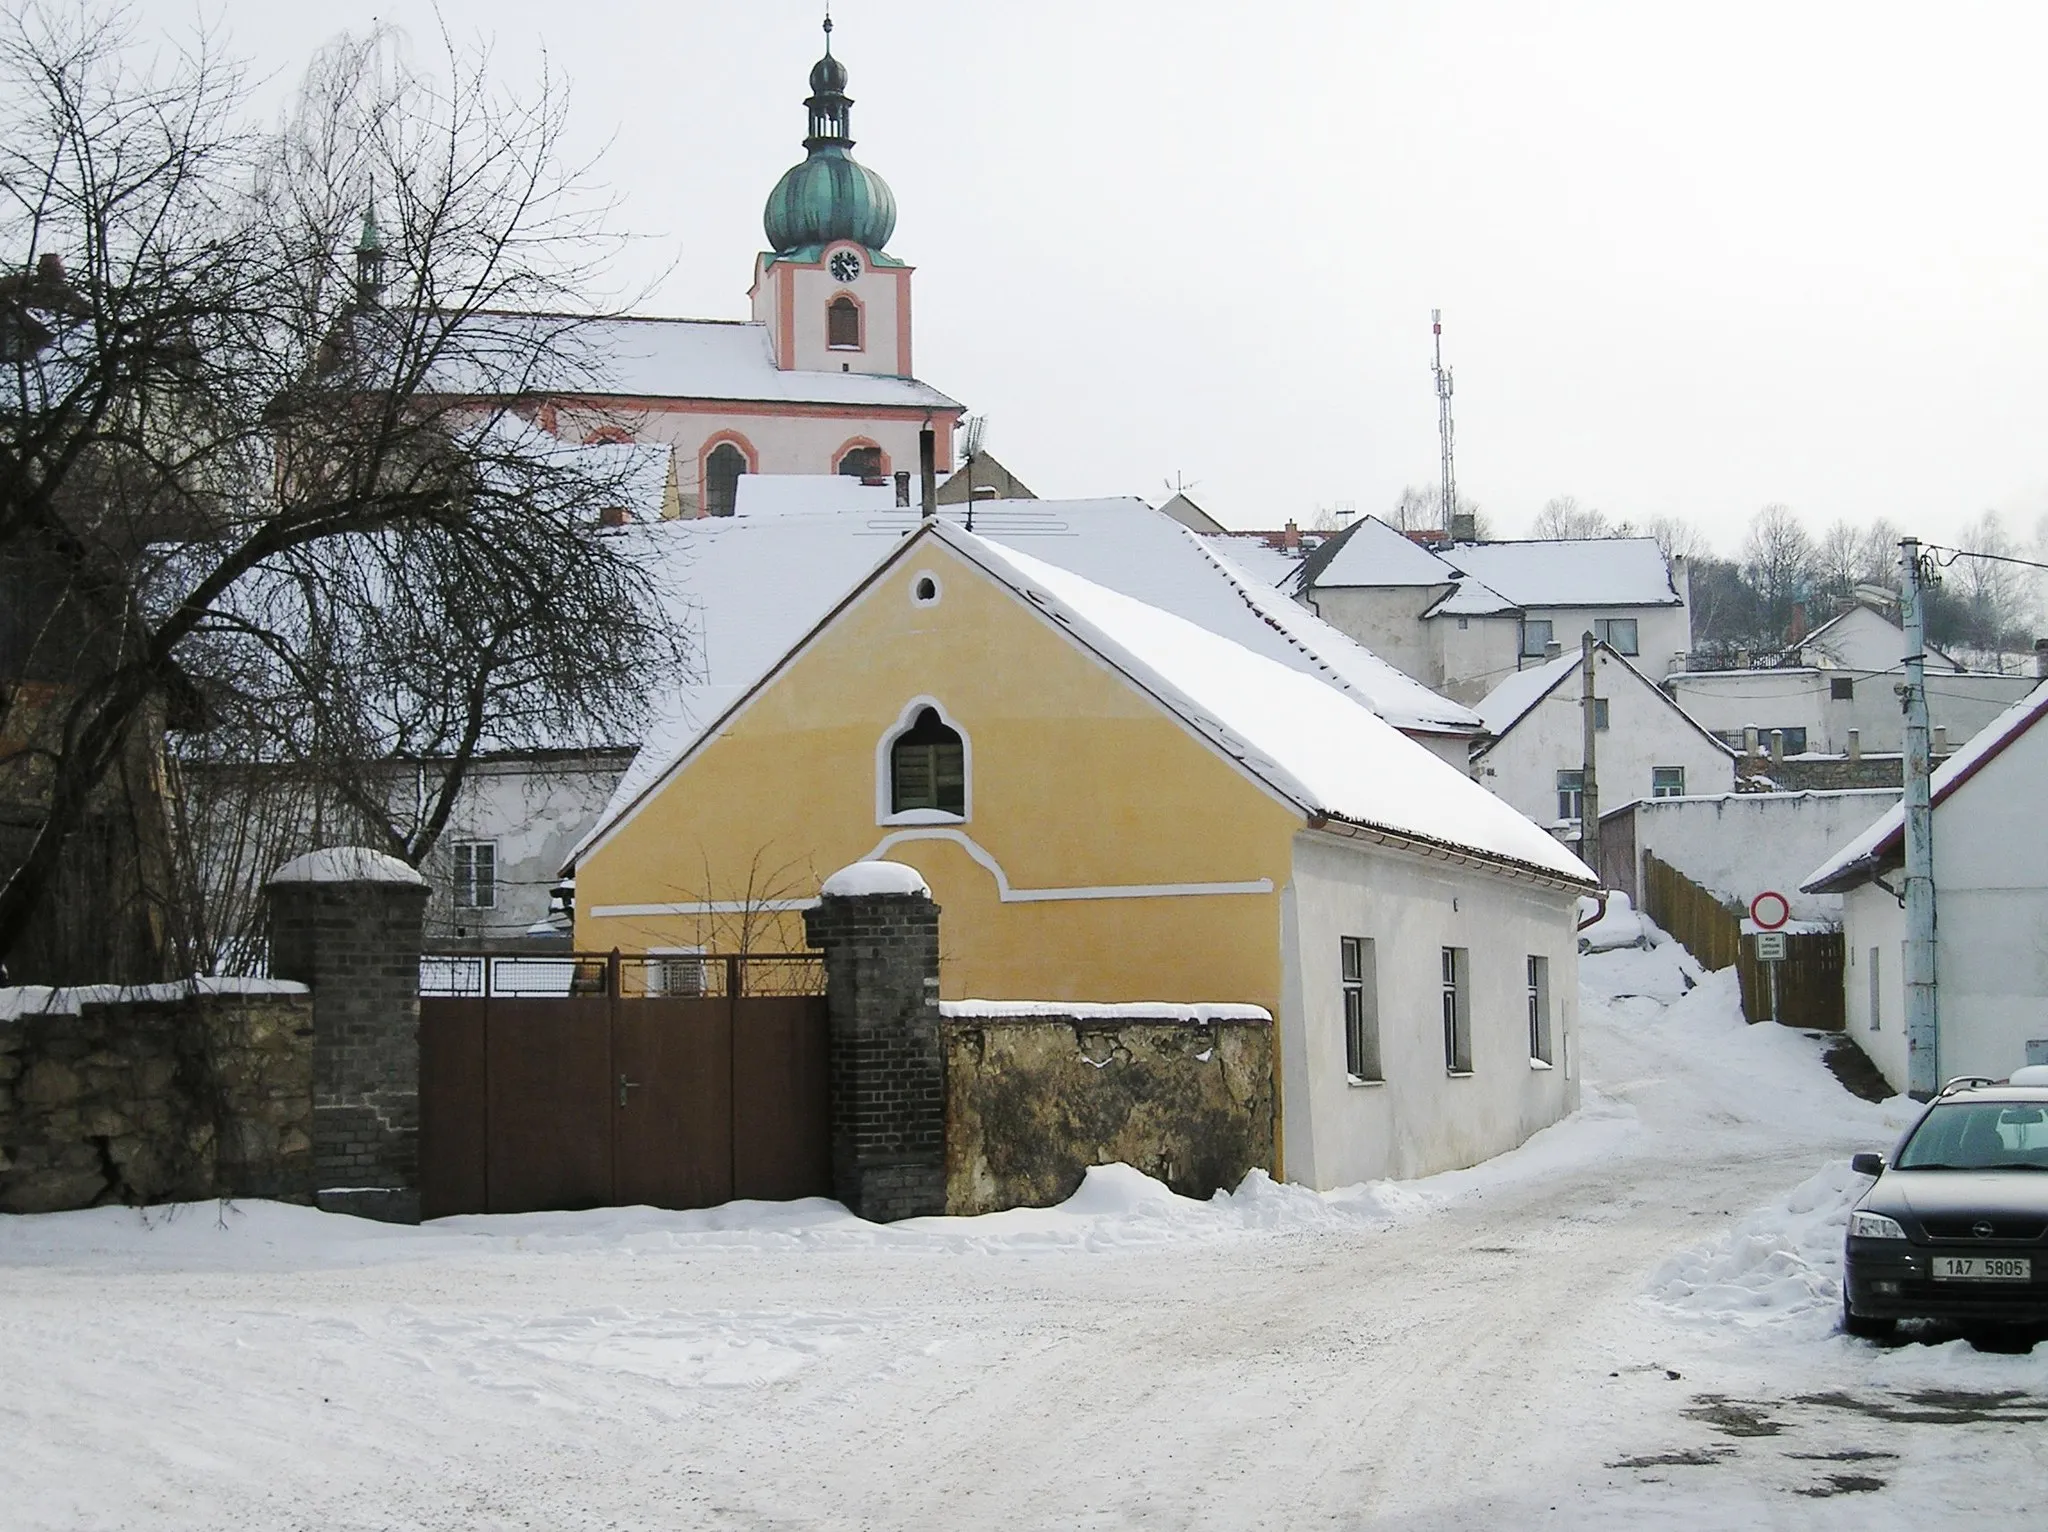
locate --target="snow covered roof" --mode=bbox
[1802,680,2048,892]
[1299,522,1682,613]
[428,312,960,412]
[1197,532,1308,593]
[1302,517,1461,589]
[578,499,1485,848]
[1446,538,1682,610]
[1471,643,1738,761]
[733,474,897,516]
[578,519,1592,886]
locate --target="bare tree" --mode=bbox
[0,9,682,978]
[1739,504,1816,640]
[1642,514,1708,563]
[1529,495,1613,540]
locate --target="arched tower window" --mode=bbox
[827,295,862,349]
[838,445,883,478]
[704,442,748,517]
[890,706,965,816]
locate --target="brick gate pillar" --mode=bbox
[804,860,945,1221]
[266,847,429,1223]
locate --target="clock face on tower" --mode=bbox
[828,249,862,283]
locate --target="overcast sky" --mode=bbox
[153,1,2048,548]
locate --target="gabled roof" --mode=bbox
[576,518,1594,886]
[579,497,1486,840]
[1800,602,1964,673]
[425,312,961,412]
[1299,516,1461,590]
[1802,680,2048,893]
[1470,642,1739,762]
[1156,492,1226,535]
[1299,523,1683,613]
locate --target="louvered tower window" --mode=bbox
[890,707,965,815]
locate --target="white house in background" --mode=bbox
[1597,788,1901,925]
[1802,681,2048,1092]
[1469,641,1737,839]
[1801,596,1963,674]
[1288,517,1693,705]
[1667,657,2037,759]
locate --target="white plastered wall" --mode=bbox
[1279,832,1580,1189]
[1304,586,1450,690]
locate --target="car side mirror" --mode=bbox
[1851,1152,1885,1177]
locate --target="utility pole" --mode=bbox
[1900,537,1939,1098]
[1432,309,1457,535]
[1580,632,1601,878]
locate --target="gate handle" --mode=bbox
[617,1073,642,1109]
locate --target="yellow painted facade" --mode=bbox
[574,535,1304,1009]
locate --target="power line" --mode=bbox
[1925,543,2048,575]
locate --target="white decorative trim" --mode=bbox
[588,898,818,919]
[875,694,973,825]
[860,827,1272,904]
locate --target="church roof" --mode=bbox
[764,20,897,254]
[426,312,958,411]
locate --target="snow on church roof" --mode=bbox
[576,518,1590,885]
[428,312,960,411]
[1802,680,2048,893]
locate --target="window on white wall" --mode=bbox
[1342,937,1381,1082]
[1556,769,1584,821]
[1441,946,1472,1074]
[1593,698,1611,731]
[1651,767,1686,798]
[453,840,496,909]
[1527,955,1553,1064]
[1520,619,1554,658]
[1870,946,1881,1031]
[827,295,861,349]
[1594,617,1639,654]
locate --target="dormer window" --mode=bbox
[827,295,861,349]
[891,707,964,816]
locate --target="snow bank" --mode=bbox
[939,1000,1272,1023]
[819,860,930,898]
[0,977,308,1021]
[1577,890,1649,952]
[1645,1160,1865,1339]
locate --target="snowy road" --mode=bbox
[4,939,2045,1529]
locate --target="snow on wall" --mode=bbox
[0,977,309,1023]
[269,848,426,887]
[821,861,932,898]
[1623,790,1899,924]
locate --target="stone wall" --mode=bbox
[941,1005,1276,1217]
[0,985,313,1214]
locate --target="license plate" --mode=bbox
[1931,1255,2032,1281]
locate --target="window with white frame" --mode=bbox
[1556,769,1584,821]
[453,840,496,909]
[1593,617,1639,654]
[1527,954,1553,1064]
[1342,937,1381,1082]
[1441,946,1472,1074]
[890,706,966,816]
[1651,766,1686,798]
[1520,618,1554,658]
[1592,697,1610,731]
[648,948,708,997]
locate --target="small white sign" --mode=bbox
[1755,931,1788,962]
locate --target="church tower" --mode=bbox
[750,18,915,391]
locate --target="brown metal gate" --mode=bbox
[418,953,830,1218]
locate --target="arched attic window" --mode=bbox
[838,445,883,477]
[827,295,861,349]
[704,441,748,517]
[891,706,965,816]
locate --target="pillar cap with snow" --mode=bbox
[819,860,931,899]
[268,846,428,888]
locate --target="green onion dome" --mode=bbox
[762,21,897,255]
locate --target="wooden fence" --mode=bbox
[1640,853,1845,1030]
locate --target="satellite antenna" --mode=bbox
[1433,309,1457,536]
[959,415,988,531]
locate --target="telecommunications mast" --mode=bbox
[1432,309,1457,536]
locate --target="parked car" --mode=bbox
[1842,1069,2048,1338]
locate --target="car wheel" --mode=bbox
[1841,1295,1896,1340]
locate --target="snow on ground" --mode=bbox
[2,921,2042,1529]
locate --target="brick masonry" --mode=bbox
[267,863,429,1223]
[0,990,314,1214]
[804,890,947,1222]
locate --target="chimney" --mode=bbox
[2035,637,2048,679]
[894,470,911,508]
[972,485,999,501]
[1450,511,1476,543]
[1847,728,1862,763]
[1934,725,1949,755]
[1769,729,1786,764]
[1734,648,1750,669]
[1743,726,1759,757]
[597,505,630,529]
[1282,519,1301,551]
[919,428,937,518]
[1543,640,1563,661]
[35,251,64,285]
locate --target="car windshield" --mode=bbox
[1895,1101,2048,1170]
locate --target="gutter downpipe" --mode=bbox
[1900,537,1939,1099]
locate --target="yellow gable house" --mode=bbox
[569,520,1596,1189]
